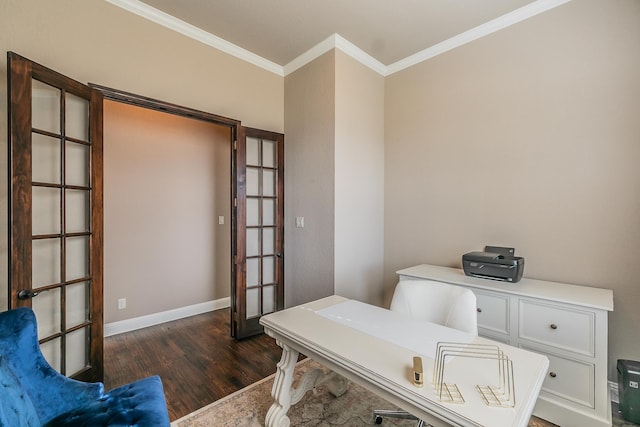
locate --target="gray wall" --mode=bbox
[284,51,336,307]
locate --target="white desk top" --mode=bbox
[261,295,549,427]
[317,299,474,360]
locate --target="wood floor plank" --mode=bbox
[104,309,282,421]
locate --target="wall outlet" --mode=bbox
[296,217,304,228]
[118,298,126,310]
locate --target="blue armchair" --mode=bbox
[0,307,170,426]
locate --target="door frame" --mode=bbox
[92,86,287,339]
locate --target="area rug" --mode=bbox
[172,358,557,427]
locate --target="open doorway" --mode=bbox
[95,84,285,340]
[102,100,232,327]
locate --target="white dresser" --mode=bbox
[397,264,614,427]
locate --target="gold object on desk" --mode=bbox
[433,342,515,408]
[413,356,424,387]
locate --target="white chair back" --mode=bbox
[390,279,478,335]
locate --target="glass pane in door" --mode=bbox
[32,187,60,235]
[65,141,90,187]
[246,258,259,287]
[40,338,62,372]
[246,137,260,166]
[246,168,260,196]
[65,93,89,141]
[66,281,89,327]
[66,190,90,233]
[32,239,61,287]
[262,228,274,255]
[66,236,89,281]
[262,257,274,284]
[246,229,260,257]
[262,170,275,196]
[33,287,61,337]
[32,133,61,184]
[32,80,60,134]
[247,288,260,318]
[262,140,275,168]
[246,199,259,226]
[263,199,275,226]
[263,286,275,314]
[66,327,89,376]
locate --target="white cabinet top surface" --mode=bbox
[397,264,613,311]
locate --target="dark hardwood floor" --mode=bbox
[104,309,283,421]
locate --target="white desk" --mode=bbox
[260,295,549,427]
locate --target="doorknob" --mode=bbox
[276,253,283,258]
[17,289,42,300]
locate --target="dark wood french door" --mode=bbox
[232,127,284,338]
[7,52,104,381]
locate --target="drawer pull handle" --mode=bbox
[477,308,482,313]
[549,372,557,378]
[550,324,558,330]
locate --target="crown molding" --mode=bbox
[106,0,572,78]
[333,34,387,76]
[282,34,387,77]
[386,0,572,75]
[282,34,336,76]
[104,0,284,76]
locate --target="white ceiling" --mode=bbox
[112,0,570,75]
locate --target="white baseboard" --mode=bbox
[104,297,230,337]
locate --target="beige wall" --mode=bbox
[0,0,283,311]
[334,51,385,305]
[284,51,336,307]
[103,101,230,322]
[384,0,640,379]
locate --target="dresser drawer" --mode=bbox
[474,290,509,335]
[519,300,594,356]
[522,345,595,408]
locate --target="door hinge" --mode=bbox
[233,140,237,150]
[234,197,237,207]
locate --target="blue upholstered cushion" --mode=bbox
[44,376,170,427]
[0,356,40,426]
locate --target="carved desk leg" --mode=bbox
[265,342,299,427]
[265,340,350,427]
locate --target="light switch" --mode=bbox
[218,216,224,225]
[296,217,304,228]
